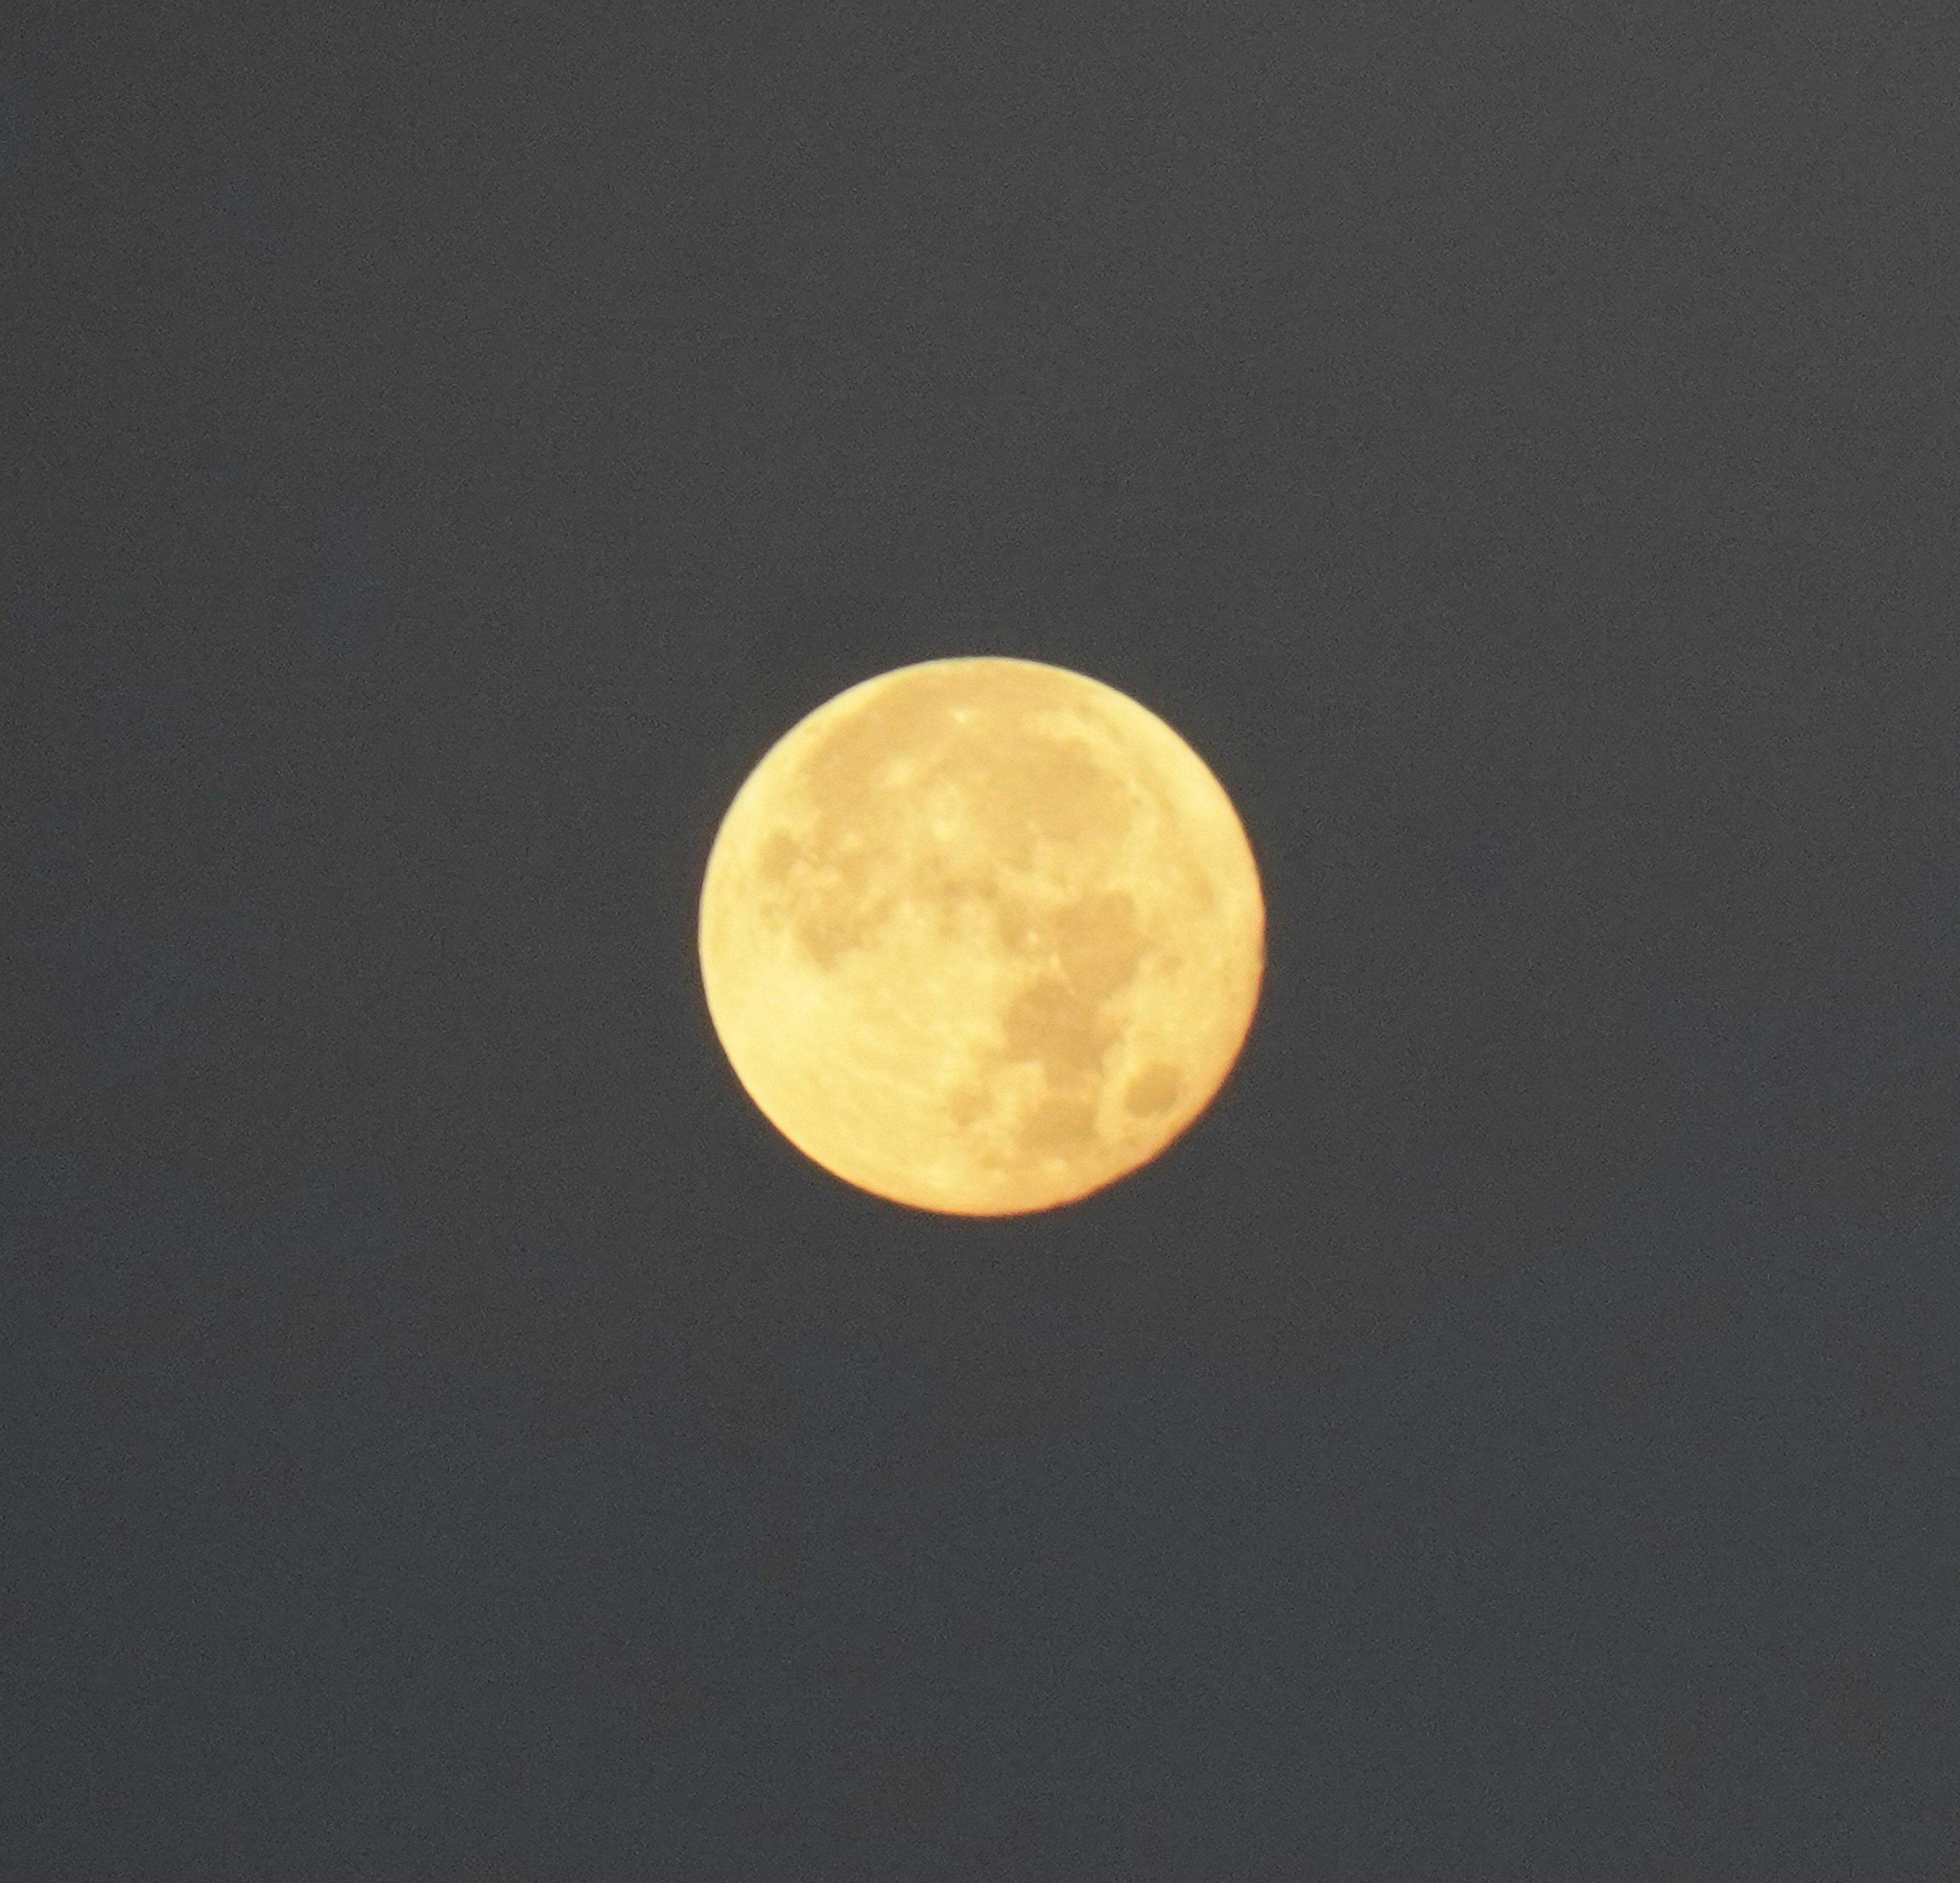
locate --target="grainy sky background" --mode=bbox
[6,2,1956,1877]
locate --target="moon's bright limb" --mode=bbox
[697,656,1264,1215]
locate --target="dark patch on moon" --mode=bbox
[1019,1092,1098,1155]
[1052,890,1145,1000]
[1000,972,1117,1081]
[1124,1062,1183,1117]
[758,829,801,882]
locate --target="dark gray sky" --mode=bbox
[7,2,1955,1878]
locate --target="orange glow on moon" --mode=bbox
[697,656,1264,1215]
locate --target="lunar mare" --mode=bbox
[698,656,1264,1215]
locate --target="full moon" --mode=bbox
[697,656,1264,1215]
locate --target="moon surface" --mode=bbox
[697,656,1264,1215]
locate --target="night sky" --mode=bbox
[8,3,1955,1878]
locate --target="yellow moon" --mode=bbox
[697,656,1264,1215]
